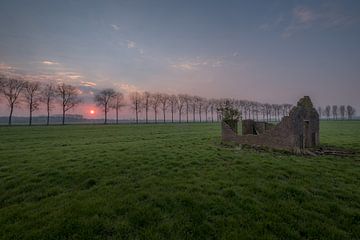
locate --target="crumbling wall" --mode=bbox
[221,96,320,152]
[221,121,239,143]
[237,116,297,150]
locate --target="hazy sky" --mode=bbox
[0,0,359,118]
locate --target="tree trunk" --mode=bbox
[145,107,148,124]
[163,108,166,123]
[135,103,138,124]
[47,99,50,125]
[62,108,65,125]
[199,107,202,122]
[116,107,119,124]
[104,108,107,124]
[179,110,182,123]
[8,105,13,125]
[29,103,32,126]
[186,105,189,123]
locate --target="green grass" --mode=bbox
[0,121,359,239]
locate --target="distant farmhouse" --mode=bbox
[222,96,319,152]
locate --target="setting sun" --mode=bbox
[90,110,95,115]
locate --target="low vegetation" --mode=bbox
[0,121,359,239]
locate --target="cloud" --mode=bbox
[293,7,317,24]
[114,82,141,93]
[42,60,59,65]
[259,15,284,31]
[68,75,82,80]
[282,5,356,38]
[81,81,96,87]
[0,63,16,76]
[171,57,223,71]
[127,40,136,49]
[171,63,197,71]
[111,24,120,31]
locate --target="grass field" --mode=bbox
[0,121,359,239]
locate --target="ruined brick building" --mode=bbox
[221,96,319,152]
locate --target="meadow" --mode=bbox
[0,121,359,239]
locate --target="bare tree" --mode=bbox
[260,103,266,121]
[317,106,322,119]
[339,105,345,120]
[159,93,169,123]
[0,75,26,125]
[112,92,125,124]
[150,93,162,123]
[94,88,117,124]
[284,104,292,116]
[189,96,196,122]
[209,99,217,122]
[142,91,151,124]
[184,94,191,123]
[57,83,81,125]
[129,91,143,124]
[324,105,331,120]
[332,105,338,120]
[24,81,42,126]
[168,94,178,123]
[177,94,187,123]
[196,97,204,122]
[203,99,211,122]
[264,103,271,122]
[244,101,251,120]
[346,105,356,120]
[41,82,56,125]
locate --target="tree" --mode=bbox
[324,105,331,120]
[94,88,117,124]
[159,93,169,123]
[317,106,322,119]
[332,105,338,120]
[284,104,292,116]
[339,105,345,120]
[264,103,271,122]
[150,93,161,123]
[168,94,178,123]
[177,94,187,123]
[24,81,42,126]
[209,99,216,122]
[196,96,204,122]
[183,94,191,123]
[129,91,143,124]
[142,91,151,124]
[41,82,56,125]
[57,83,81,125]
[203,99,211,122]
[0,75,26,125]
[346,105,356,120]
[191,96,203,122]
[112,92,125,124]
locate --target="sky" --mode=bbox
[0,0,359,118]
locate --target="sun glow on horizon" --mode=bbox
[90,110,95,115]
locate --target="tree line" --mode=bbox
[317,105,356,120]
[0,74,357,125]
[0,75,82,125]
